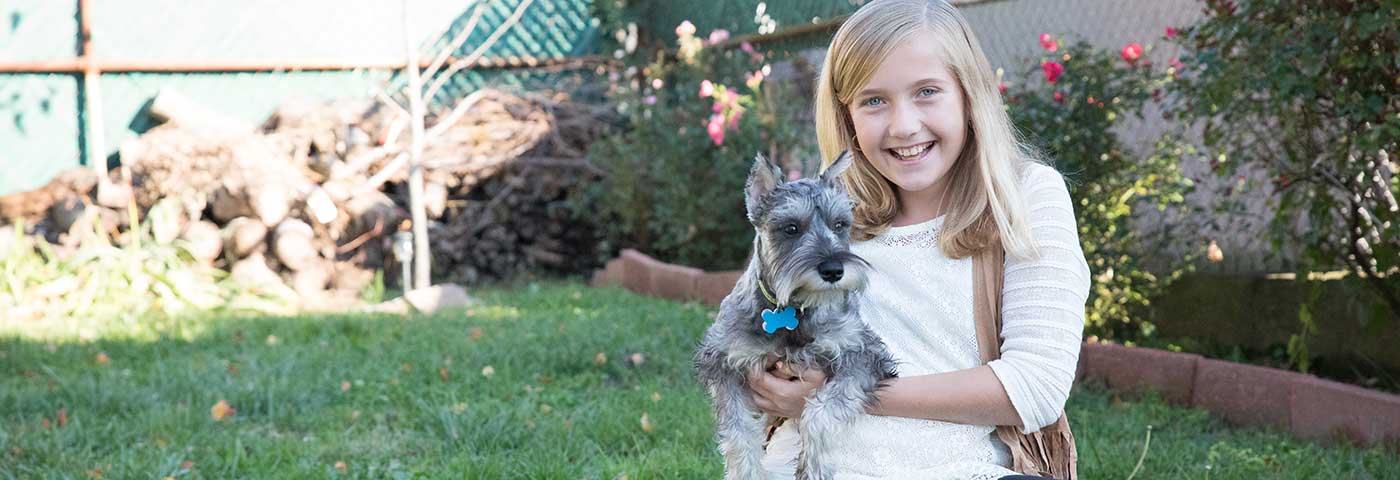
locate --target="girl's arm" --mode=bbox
[865,366,1020,426]
[748,363,1019,426]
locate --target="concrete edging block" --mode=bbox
[1080,343,1200,405]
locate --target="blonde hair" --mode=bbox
[816,0,1039,259]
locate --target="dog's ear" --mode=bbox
[745,152,783,223]
[818,150,853,188]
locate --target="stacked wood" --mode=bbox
[430,159,606,285]
[0,86,617,305]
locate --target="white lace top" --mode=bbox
[762,163,1091,479]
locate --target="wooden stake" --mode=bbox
[403,0,431,289]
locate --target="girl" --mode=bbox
[748,0,1090,478]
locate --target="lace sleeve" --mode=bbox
[986,163,1091,433]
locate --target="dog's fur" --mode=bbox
[694,152,898,480]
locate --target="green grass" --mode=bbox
[2,281,1397,479]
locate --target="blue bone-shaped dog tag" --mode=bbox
[761,307,799,334]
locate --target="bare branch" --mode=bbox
[423,0,535,102]
[422,1,489,81]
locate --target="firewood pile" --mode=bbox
[0,87,618,307]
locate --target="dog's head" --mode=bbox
[744,151,868,306]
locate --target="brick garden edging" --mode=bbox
[590,249,1400,452]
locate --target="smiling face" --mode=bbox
[846,31,968,213]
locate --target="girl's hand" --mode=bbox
[747,360,827,418]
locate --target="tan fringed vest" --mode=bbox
[974,243,1079,479]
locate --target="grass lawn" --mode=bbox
[3,281,1397,479]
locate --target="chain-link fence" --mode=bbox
[0,0,597,195]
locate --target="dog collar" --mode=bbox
[757,278,805,334]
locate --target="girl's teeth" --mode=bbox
[893,143,930,157]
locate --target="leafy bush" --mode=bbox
[581,12,816,270]
[1004,35,1195,340]
[1165,0,1399,368]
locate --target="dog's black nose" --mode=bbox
[818,261,844,283]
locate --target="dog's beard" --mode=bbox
[768,251,868,307]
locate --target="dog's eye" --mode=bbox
[782,224,800,235]
[833,220,849,231]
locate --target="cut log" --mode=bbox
[248,183,291,228]
[273,219,317,271]
[0,167,97,225]
[291,259,332,298]
[181,220,223,264]
[223,216,268,259]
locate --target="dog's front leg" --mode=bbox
[795,375,868,480]
[711,372,768,480]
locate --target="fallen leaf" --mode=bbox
[334,460,347,473]
[481,366,495,377]
[350,410,361,420]
[86,467,102,478]
[571,291,583,300]
[226,362,239,376]
[439,367,450,382]
[451,403,468,414]
[640,412,654,433]
[468,327,484,341]
[401,363,413,374]
[629,353,645,366]
[265,335,279,346]
[613,473,629,480]
[180,460,194,470]
[95,353,110,365]
[540,404,553,414]
[594,352,607,366]
[210,400,235,421]
[57,409,67,427]
[525,420,537,429]
[563,418,573,430]
[340,381,351,392]
[651,392,662,402]
[41,417,49,429]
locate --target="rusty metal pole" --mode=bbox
[78,0,106,179]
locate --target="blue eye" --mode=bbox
[861,97,885,107]
[918,87,938,97]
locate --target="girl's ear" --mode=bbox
[819,150,853,186]
[745,152,784,223]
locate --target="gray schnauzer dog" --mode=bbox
[694,152,898,480]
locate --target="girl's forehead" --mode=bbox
[862,33,956,90]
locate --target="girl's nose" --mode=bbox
[888,102,921,138]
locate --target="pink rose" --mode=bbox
[707,29,730,45]
[699,79,714,98]
[1039,33,1057,52]
[675,21,696,38]
[1121,43,1143,63]
[1165,27,1177,39]
[707,114,725,145]
[746,70,765,90]
[1041,61,1064,83]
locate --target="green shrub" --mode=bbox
[1004,35,1195,340]
[1165,0,1400,369]
[581,12,815,270]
